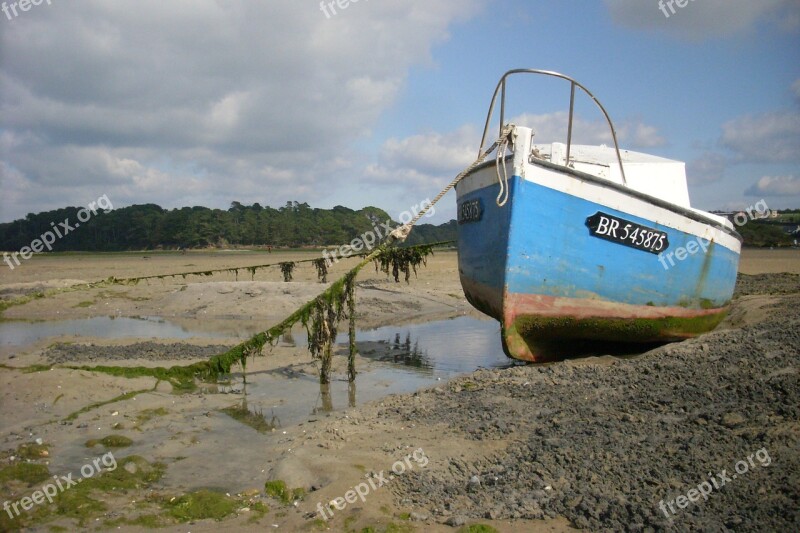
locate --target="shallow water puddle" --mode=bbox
[2,314,512,425]
[311,315,510,374]
[0,315,225,346]
[204,317,512,437]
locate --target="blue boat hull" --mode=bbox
[456,167,740,361]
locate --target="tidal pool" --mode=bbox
[1,313,512,426]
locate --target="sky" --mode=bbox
[1,0,799,224]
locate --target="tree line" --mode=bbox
[0,201,459,252]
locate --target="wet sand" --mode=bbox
[0,248,797,532]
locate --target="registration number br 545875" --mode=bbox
[585,212,669,254]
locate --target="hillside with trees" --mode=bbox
[0,202,410,252]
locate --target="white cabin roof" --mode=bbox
[532,142,691,209]
[542,143,677,165]
[530,142,733,229]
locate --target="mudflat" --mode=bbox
[0,248,797,532]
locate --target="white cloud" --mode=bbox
[513,112,607,145]
[745,175,800,196]
[511,112,665,149]
[618,121,667,148]
[358,125,477,215]
[0,162,32,217]
[687,79,800,190]
[378,125,478,177]
[721,111,800,163]
[0,0,484,221]
[686,152,728,185]
[604,0,799,39]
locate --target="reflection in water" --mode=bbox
[232,316,509,427]
[221,395,281,433]
[314,383,334,413]
[312,381,358,413]
[281,329,295,346]
[348,381,356,408]
[350,316,508,375]
[388,332,428,368]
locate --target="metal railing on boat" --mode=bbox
[478,68,628,186]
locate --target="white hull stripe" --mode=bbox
[456,161,742,253]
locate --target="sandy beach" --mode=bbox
[0,248,797,532]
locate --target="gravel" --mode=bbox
[733,272,800,298]
[44,341,232,364]
[383,273,799,531]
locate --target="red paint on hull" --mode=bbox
[461,276,728,362]
[504,292,724,323]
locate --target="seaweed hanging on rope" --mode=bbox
[190,255,371,385]
[347,272,357,382]
[67,250,376,387]
[301,270,356,383]
[374,244,435,283]
[312,258,329,283]
[5,243,448,389]
[0,242,449,320]
[279,262,296,282]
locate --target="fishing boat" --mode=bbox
[455,69,741,361]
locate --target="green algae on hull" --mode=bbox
[504,308,729,362]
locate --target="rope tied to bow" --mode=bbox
[389,123,517,243]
